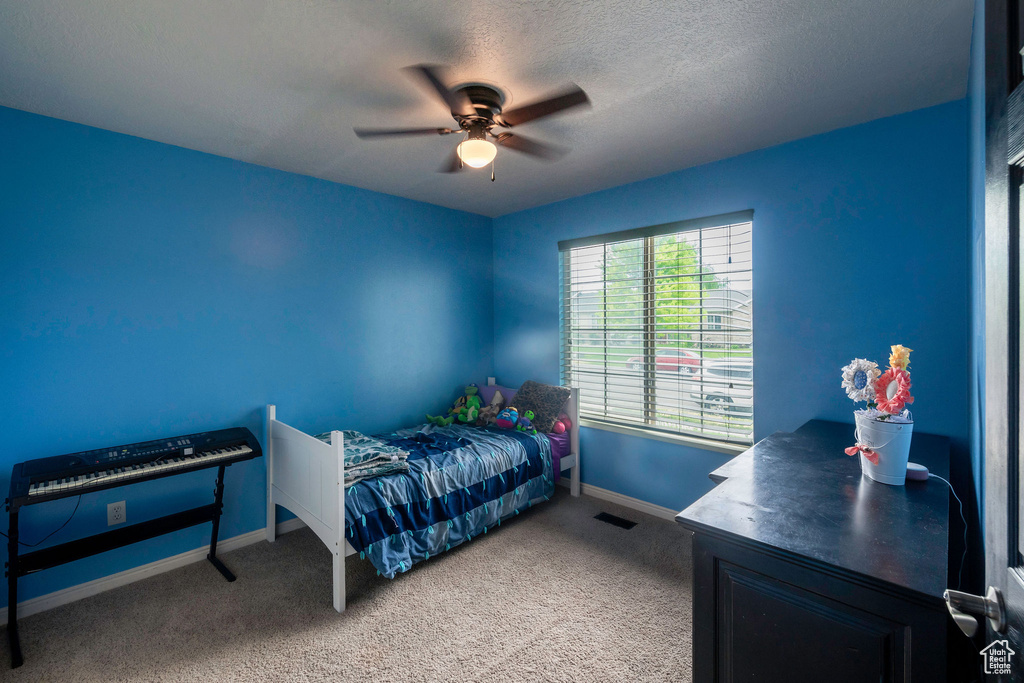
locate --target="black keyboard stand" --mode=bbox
[5,463,235,668]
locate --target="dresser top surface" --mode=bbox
[676,420,950,599]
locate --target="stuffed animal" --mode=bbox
[516,409,537,435]
[435,385,481,425]
[454,385,483,423]
[495,406,519,429]
[476,390,506,426]
[552,413,572,434]
[425,413,454,427]
[428,385,480,427]
[476,403,501,426]
[446,394,467,419]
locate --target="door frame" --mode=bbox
[984,0,1024,645]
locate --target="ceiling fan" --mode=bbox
[354,64,590,178]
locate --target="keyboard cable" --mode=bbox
[0,495,82,547]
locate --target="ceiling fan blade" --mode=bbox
[439,147,465,173]
[495,133,567,160]
[354,127,458,138]
[498,85,589,127]
[405,64,476,118]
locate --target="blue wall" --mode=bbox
[968,0,986,536]
[964,0,986,591]
[0,106,493,606]
[1,93,975,605]
[493,100,970,513]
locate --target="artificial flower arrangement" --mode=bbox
[840,345,914,466]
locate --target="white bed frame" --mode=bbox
[264,387,581,612]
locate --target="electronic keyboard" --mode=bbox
[8,427,261,507]
[5,426,262,669]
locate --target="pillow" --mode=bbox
[478,384,516,407]
[511,380,571,434]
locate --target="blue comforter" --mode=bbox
[343,423,554,578]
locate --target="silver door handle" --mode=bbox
[944,586,1006,637]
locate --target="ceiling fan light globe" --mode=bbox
[457,139,497,168]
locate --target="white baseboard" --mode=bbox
[558,479,679,521]
[0,517,308,622]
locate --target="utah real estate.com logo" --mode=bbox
[982,639,1015,676]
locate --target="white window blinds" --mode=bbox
[559,212,753,446]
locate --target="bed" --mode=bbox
[264,387,580,612]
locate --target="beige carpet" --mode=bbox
[2,489,693,682]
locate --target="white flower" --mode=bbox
[841,358,880,402]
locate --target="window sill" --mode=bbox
[579,418,750,456]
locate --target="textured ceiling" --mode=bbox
[0,1,973,217]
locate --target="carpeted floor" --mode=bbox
[1,490,693,682]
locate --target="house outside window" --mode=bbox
[559,211,753,448]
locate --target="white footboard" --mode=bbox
[266,405,351,612]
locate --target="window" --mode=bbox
[559,211,753,447]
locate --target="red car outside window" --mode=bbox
[627,349,700,372]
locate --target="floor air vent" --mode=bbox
[594,512,637,529]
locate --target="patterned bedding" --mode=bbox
[315,430,409,485]
[343,423,554,578]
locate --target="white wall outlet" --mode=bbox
[487,377,496,386]
[107,501,126,526]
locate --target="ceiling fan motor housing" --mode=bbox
[455,85,504,126]
[465,123,488,141]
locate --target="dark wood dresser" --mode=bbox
[676,420,950,682]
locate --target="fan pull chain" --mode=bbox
[491,157,495,182]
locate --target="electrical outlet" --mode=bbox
[107,501,126,526]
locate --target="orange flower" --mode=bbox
[888,344,913,371]
[875,368,914,414]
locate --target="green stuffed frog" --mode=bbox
[516,409,538,435]
[454,385,483,423]
[427,385,482,427]
[425,413,453,427]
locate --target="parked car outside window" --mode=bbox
[688,360,753,413]
[627,348,700,373]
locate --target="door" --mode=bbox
[985,0,1024,674]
